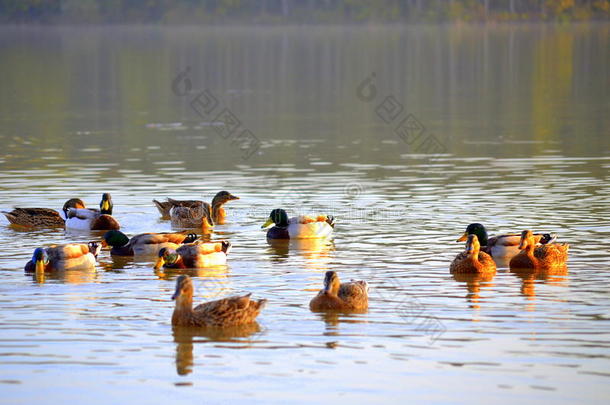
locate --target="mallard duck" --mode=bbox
[262,209,335,239]
[450,234,497,274]
[2,198,85,228]
[169,202,214,231]
[24,242,101,273]
[509,230,569,270]
[102,230,199,256]
[153,191,239,224]
[309,271,368,311]
[457,223,556,260]
[171,275,266,327]
[66,193,120,230]
[154,241,231,269]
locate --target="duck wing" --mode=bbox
[193,294,266,327]
[2,208,64,227]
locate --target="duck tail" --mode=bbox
[1,211,17,224]
[183,233,199,244]
[221,241,232,254]
[540,233,557,245]
[152,199,171,217]
[256,298,268,310]
[326,215,336,228]
[88,242,102,258]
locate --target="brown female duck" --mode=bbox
[450,234,497,274]
[2,198,85,228]
[171,275,266,327]
[309,271,368,311]
[153,191,239,224]
[509,230,569,270]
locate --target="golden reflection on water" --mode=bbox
[451,272,496,310]
[173,323,262,376]
[0,24,609,403]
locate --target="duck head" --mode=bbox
[100,193,113,215]
[465,234,480,256]
[262,208,289,229]
[155,247,180,270]
[518,230,535,250]
[211,191,239,207]
[323,271,341,295]
[457,223,489,246]
[102,230,130,248]
[61,198,86,219]
[32,248,49,273]
[172,275,193,301]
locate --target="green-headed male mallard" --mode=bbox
[154,241,231,270]
[66,193,120,231]
[102,230,199,256]
[262,209,335,239]
[24,242,101,274]
[2,198,85,228]
[457,223,556,260]
[171,275,266,327]
[153,191,239,224]
[450,234,497,274]
[509,230,569,270]
[309,271,368,312]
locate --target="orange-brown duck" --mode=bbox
[509,230,569,270]
[450,234,497,274]
[2,198,85,228]
[309,271,368,312]
[171,275,266,327]
[153,191,239,224]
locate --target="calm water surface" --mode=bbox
[0,24,609,404]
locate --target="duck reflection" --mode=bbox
[30,267,99,284]
[452,272,496,309]
[266,238,334,269]
[172,323,262,375]
[511,266,568,298]
[316,310,368,329]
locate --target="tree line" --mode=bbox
[1,0,608,23]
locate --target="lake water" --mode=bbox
[0,24,609,404]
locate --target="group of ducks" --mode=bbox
[450,223,569,274]
[3,192,360,328]
[3,192,569,329]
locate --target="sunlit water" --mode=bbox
[0,24,609,404]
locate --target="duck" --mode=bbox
[171,275,266,327]
[262,209,335,239]
[2,198,86,228]
[66,193,120,231]
[457,223,556,260]
[153,191,239,224]
[102,230,199,256]
[309,271,368,311]
[154,241,231,270]
[24,242,101,274]
[450,234,497,274]
[170,202,214,231]
[509,230,569,270]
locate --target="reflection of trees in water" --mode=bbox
[172,323,262,376]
